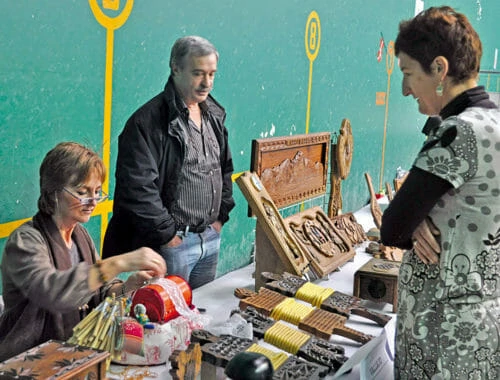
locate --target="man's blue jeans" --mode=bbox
[160,225,220,289]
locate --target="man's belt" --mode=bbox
[178,224,208,234]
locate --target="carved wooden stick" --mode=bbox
[364,172,383,229]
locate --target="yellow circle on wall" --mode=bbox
[305,11,321,62]
[88,0,134,30]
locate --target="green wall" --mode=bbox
[1,0,499,292]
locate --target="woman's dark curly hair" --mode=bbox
[395,6,482,83]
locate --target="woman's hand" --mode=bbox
[124,270,158,292]
[94,247,167,289]
[412,217,441,264]
[120,247,167,276]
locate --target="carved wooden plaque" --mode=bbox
[236,171,311,277]
[284,206,355,277]
[250,132,330,209]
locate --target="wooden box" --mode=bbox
[0,340,109,379]
[353,258,401,312]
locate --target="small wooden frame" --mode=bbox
[250,132,330,209]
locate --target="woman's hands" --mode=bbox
[119,247,167,276]
[411,217,441,264]
[90,247,166,292]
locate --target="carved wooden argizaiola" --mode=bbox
[235,287,373,344]
[260,271,391,327]
[330,212,367,246]
[190,329,330,379]
[285,206,355,277]
[233,306,348,371]
[328,118,354,217]
[236,172,356,288]
[169,343,202,380]
[236,171,313,283]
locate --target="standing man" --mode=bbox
[103,36,235,289]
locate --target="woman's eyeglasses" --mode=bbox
[63,187,108,205]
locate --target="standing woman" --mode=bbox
[0,142,167,361]
[381,6,500,380]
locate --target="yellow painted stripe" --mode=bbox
[0,200,113,240]
[0,169,243,241]
[0,218,32,239]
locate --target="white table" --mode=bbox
[108,203,396,379]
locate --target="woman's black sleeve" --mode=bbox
[380,166,452,249]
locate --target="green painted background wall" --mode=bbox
[1,0,499,292]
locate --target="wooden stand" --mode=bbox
[255,221,289,290]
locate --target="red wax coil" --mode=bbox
[131,275,193,323]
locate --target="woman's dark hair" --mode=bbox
[395,6,482,82]
[38,142,106,214]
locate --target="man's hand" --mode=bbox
[211,220,222,233]
[412,217,441,265]
[165,235,183,248]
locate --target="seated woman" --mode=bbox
[0,142,167,361]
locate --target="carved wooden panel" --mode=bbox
[330,212,367,246]
[284,206,355,277]
[236,171,311,277]
[250,132,330,209]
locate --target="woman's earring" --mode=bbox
[436,81,443,97]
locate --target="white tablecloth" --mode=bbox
[108,203,396,379]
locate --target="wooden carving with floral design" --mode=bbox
[169,343,202,380]
[328,118,354,217]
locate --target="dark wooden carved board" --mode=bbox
[250,132,330,210]
[0,340,109,380]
